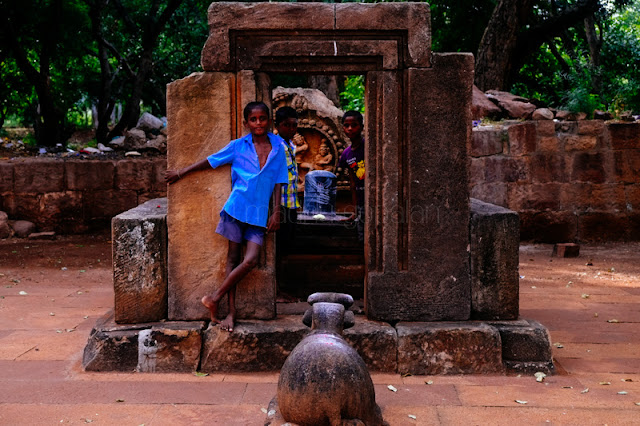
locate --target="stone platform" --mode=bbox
[83,311,553,375]
[85,196,554,374]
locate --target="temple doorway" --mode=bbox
[270,74,366,302]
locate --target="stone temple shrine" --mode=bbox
[83,2,553,375]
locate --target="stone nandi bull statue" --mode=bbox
[266,292,386,426]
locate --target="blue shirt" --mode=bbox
[207,132,289,227]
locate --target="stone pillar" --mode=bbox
[469,198,520,320]
[366,53,474,322]
[166,71,276,321]
[112,198,168,323]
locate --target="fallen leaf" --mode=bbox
[425,380,434,385]
[581,294,590,299]
[553,343,564,348]
[562,386,573,389]
[260,408,267,414]
[49,312,55,316]
[623,379,633,382]
[607,319,619,323]
[531,286,537,289]
[535,372,547,383]
[192,371,208,377]
[515,400,528,404]
[618,391,628,395]
[402,373,412,377]
[80,270,86,273]
[19,291,28,295]
[594,313,599,317]
[115,399,125,403]
[635,402,640,406]
[408,414,417,420]
[599,381,611,385]
[387,385,397,392]
[581,388,590,394]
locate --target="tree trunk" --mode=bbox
[107,0,182,139]
[475,0,534,91]
[308,75,341,108]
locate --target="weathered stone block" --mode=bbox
[519,211,577,243]
[115,159,154,191]
[83,311,144,372]
[113,198,168,324]
[485,157,528,183]
[529,153,567,183]
[571,152,607,183]
[564,135,597,151]
[578,212,629,241]
[0,162,14,192]
[507,122,537,156]
[608,122,640,149]
[40,191,83,232]
[536,120,556,137]
[84,189,138,219]
[469,199,519,320]
[613,150,640,183]
[137,321,205,372]
[552,243,580,257]
[626,184,640,211]
[200,316,308,372]
[558,182,588,211]
[1,193,41,223]
[538,136,559,152]
[508,183,561,211]
[335,2,431,68]
[65,160,115,190]
[14,159,64,193]
[469,157,485,183]
[590,184,626,211]
[344,318,397,372]
[396,322,503,375]
[469,182,508,207]
[470,127,505,157]
[578,120,604,136]
[489,319,553,373]
[151,157,168,191]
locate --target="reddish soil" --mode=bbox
[1,234,639,424]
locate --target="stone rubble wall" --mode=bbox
[470,121,640,242]
[0,157,167,234]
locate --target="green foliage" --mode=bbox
[340,75,365,113]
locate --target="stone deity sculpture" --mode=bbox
[312,140,334,172]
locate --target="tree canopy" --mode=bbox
[1,0,638,146]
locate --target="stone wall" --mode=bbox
[0,157,166,234]
[470,121,640,242]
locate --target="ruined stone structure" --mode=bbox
[168,1,471,323]
[83,2,553,376]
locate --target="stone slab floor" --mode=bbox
[0,233,639,425]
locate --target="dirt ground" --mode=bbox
[1,234,640,425]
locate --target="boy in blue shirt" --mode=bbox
[165,102,289,332]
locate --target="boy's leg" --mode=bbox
[202,240,242,325]
[218,241,261,331]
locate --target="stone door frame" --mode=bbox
[168,2,473,322]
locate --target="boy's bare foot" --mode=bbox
[220,312,235,332]
[201,295,221,324]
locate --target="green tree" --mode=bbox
[0,0,91,146]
